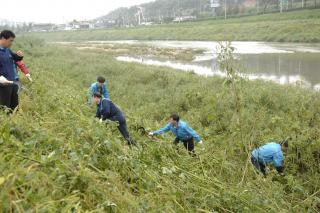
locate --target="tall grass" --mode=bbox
[28,9,320,43]
[0,37,319,212]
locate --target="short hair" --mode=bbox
[97,76,105,83]
[93,92,102,98]
[170,114,180,122]
[281,140,289,148]
[0,30,16,40]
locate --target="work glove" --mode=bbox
[198,140,205,151]
[26,74,33,82]
[0,76,13,85]
[279,172,285,177]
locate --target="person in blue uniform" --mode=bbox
[251,140,289,177]
[93,93,135,146]
[0,30,24,111]
[149,114,203,154]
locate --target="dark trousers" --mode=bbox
[0,84,19,112]
[110,115,135,146]
[174,137,195,155]
[13,81,22,93]
[251,156,266,176]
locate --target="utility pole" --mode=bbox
[178,0,181,23]
[224,0,227,19]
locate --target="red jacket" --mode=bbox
[16,61,30,75]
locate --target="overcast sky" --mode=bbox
[1,0,153,24]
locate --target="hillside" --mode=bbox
[0,37,319,212]
[97,0,319,25]
[97,0,248,24]
[29,9,320,42]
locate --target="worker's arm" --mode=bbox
[95,107,101,119]
[273,151,284,175]
[16,61,29,75]
[103,84,110,99]
[10,50,23,62]
[16,61,32,82]
[152,123,171,135]
[96,106,101,119]
[276,166,284,176]
[100,99,111,121]
[185,124,202,143]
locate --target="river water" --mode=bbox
[74,40,320,89]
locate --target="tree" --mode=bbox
[261,0,277,13]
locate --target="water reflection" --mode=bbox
[117,56,309,87]
[59,40,320,89]
[240,53,320,86]
[111,40,320,89]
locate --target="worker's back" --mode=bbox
[252,142,283,165]
[99,98,123,119]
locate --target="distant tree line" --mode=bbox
[97,0,320,26]
[0,23,33,33]
[2,0,319,31]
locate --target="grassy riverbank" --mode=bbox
[0,37,319,212]
[29,9,320,43]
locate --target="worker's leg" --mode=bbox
[0,84,13,110]
[10,84,19,111]
[251,156,267,176]
[183,138,196,156]
[258,161,267,176]
[172,137,180,150]
[115,116,135,146]
[173,137,179,145]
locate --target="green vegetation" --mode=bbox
[0,37,320,212]
[30,9,320,42]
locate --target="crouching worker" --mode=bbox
[92,93,135,146]
[251,140,288,177]
[149,114,203,155]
